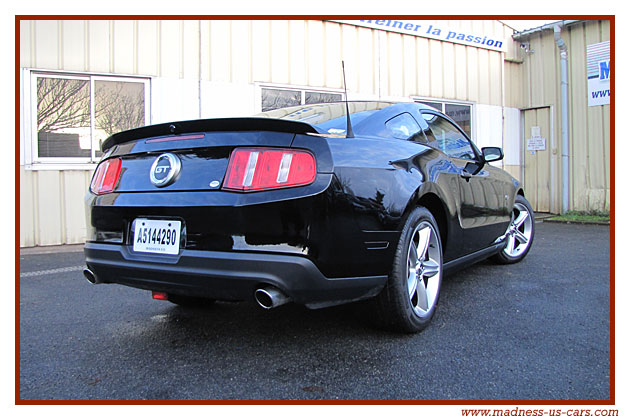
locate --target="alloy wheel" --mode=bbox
[406,221,442,317]
[503,202,533,258]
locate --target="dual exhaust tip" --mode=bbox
[83,268,101,285]
[254,286,291,309]
[84,267,290,310]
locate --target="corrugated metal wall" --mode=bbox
[516,20,610,213]
[20,168,92,246]
[20,19,515,99]
[20,19,519,247]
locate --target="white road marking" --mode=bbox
[20,265,85,278]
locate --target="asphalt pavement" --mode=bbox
[19,222,611,401]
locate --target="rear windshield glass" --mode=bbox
[257,102,395,135]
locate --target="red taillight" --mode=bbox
[222,148,316,192]
[90,158,122,195]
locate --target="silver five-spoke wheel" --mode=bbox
[494,195,535,264]
[407,222,442,317]
[375,206,443,333]
[504,202,533,258]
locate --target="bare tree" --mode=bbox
[261,89,301,112]
[37,78,90,133]
[95,81,145,136]
[37,77,145,137]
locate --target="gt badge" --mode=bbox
[150,153,181,187]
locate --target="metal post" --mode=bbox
[554,25,570,214]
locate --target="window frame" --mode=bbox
[412,97,475,140]
[420,110,482,161]
[256,82,345,113]
[385,112,424,141]
[26,69,151,167]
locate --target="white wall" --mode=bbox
[474,104,503,150]
[503,107,521,167]
[151,78,201,123]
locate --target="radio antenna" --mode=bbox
[342,61,354,138]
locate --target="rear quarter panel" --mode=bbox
[325,135,464,263]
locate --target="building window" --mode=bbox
[261,86,343,112]
[32,73,150,163]
[304,91,342,105]
[415,100,472,139]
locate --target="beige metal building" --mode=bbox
[511,20,611,214]
[18,18,611,247]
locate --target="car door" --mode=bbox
[420,111,510,255]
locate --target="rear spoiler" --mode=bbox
[101,117,318,151]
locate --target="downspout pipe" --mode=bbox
[554,24,570,214]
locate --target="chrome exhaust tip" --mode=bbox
[83,268,99,284]
[254,286,291,309]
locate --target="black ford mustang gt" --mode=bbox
[84,101,534,332]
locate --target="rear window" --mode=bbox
[257,102,395,135]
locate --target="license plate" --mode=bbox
[133,219,181,255]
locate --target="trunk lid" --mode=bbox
[111,131,298,193]
[101,118,331,193]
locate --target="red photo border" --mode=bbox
[14,14,616,406]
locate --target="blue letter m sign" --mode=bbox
[599,60,610,80]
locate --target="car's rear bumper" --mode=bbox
[84,242,387,309]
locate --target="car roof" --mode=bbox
[258,101,447,134]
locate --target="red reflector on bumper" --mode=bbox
[152,291,168,300]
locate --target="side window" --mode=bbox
[385,113,426,142]
[421,113,476,160]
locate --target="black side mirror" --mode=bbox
[482,147,504,162]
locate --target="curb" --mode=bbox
[20,244,85,256]
[543,219,610,226]
[534,213,554,222]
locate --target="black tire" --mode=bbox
[492,195,535,264]
[167,294,216,307]
[374,207,443,333]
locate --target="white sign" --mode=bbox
[527,137,546,151]
[587,41,610,107]
[332,20,506,52]
[531,126,541,138]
